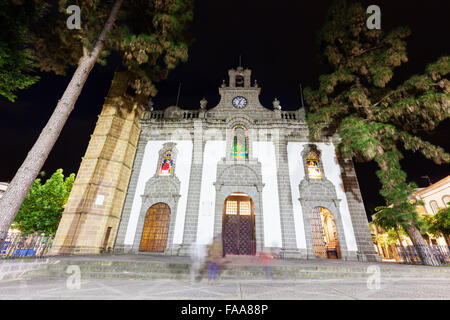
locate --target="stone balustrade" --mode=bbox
[280,111,298,120]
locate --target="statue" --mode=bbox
[200,97,208,110]
[273,98,281,110]
[146,98,154,112]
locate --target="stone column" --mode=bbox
[49,72,145,255]
[178,120,204,255]
[113,135,147,253]
[272,129,304,258]
[336,154,380,262]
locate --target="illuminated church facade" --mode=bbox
[51,66,378,261]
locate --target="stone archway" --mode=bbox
[222,193,256,255]
[310,206,341,259]
[139,202,171,252]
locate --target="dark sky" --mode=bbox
[0,0,449,218]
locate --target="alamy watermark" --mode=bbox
[66,264,81,289]
[66,5,81,30]
[366,265,381,290]
[366,5,381,30]
[64,4,381,31]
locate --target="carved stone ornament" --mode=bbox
[273,98,281,110]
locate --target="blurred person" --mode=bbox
[207,235,222,284]
[259,248,274,281]
[189,241,206,283]
[271,245,280,260]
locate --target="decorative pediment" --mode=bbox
[141,175,181,200]
[216,164,263,188]
[299,178,339,202]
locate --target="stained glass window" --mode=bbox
[232,125,248,159]
[306,151,322,179]
[159,151,173,176]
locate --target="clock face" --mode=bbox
[232,96,248,109]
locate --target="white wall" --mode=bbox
[287,142,358,252]
[287,142,307,249]
[124,140,193,245]
[417,179,450,214]
[253,141,283,247]
[196,141,283,247]
[123,138,359,252]
[196,141,226,244]
[320,143,357,251]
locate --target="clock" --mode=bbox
[232,96,248,109]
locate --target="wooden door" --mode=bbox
[323,209,341,259]
[222,196,256,255]
[139,203,170,252]
[311,207,327,258]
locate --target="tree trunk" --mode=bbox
[394,227,410,263]
[0,0,124,244]
[444,235,450,246]
[374,145,440,266]
[404,224,440,266]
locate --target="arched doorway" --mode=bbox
[310,206,341,259]
[139,202,170,252]
[222,193,256,255]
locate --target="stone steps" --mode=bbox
[18,257,450,281]
[25,270,374,281]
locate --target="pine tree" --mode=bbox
[305,0,449,265]
[32,0,194,96]
[0,0,48,101]
[0,0,194,242]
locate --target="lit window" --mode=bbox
[239,201,251,215]
[306,151,322,179]
[232,125,248,159]
[159,151,173,176]
[226,201,238,215]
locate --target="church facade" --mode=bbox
[50,67,378,261]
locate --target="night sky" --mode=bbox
[0,0,449,219]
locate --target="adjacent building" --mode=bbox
[414,175,450,218]
[372,175,450,260]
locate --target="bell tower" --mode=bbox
[211,65,264,116]
[49,72,146,255]
[228,66,252,88]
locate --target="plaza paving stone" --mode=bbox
[0,254,449,300]
[0,277,449,300]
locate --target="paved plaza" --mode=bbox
[0,255,449,300]
[0,276,449,300]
